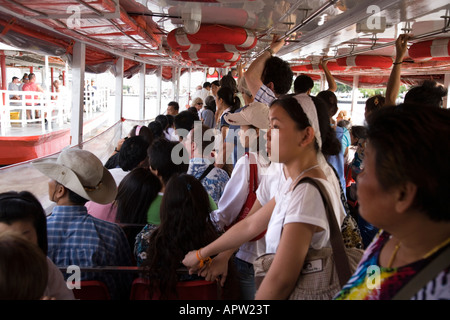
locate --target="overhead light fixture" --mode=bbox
[181,5,202,34]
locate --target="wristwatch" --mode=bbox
[266,47,274,56]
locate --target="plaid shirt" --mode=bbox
[254,84,276,105]
[47,205,133,299]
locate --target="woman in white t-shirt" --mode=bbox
[183,93,345,299]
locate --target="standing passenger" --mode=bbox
[244,35,293,105]
[22,72,44,120]
[183,94,346,300]
[166,101,180,116]
[335,104,450,300]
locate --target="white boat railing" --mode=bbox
[84,87,108,117]
[0,90,69,132]
[0,88,108,134]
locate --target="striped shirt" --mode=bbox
[47,205,133,299]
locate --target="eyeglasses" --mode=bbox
[196,103,203,105]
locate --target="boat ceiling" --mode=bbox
[0,0,449,86]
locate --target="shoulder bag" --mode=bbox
[198,164,215,181]
[253,177,364,300]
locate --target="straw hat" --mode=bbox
[32,148,117,204]
[224,101,269,129]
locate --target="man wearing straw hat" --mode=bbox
[33,148,133,299]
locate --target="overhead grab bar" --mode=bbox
[324,26,450,61]
[253,0,338,59]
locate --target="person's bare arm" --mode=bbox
[385,34,411,106]
[183,198,276,273]
[320,58,337,92]
[244,35,285,97]
[199,198,265,286]
[255,222,315,299]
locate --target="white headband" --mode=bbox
[294,93,342,201]
[294,93,322,149]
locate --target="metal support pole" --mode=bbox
[115,56,124,122]
[1,51,6,90]
[50,67,54,92]
[188,67,192,106]
[177,67,181,103]
[156,65,162,116]
[351,75,359,117]
[44,55,49,91]
[139,63,146,120]
[444,73,450,109]
[172,67,177,102]
[70,41,85,147]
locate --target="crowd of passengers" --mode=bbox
[0,34,448,300]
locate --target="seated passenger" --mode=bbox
[0,232,48,300]
[87,135,149,222]
[115,167,161,225]
[184,124,229,204]
[139,173,239,299]
[134,138,217,265]
[164,114,179,141]
[174,110,197,142]
[32,148,133,300]
[147,120,164,140]
[105,124,153,169]
[0,191,74,300]
[201,95,216,129]
[108,135,150,186]
[335,104,450,300]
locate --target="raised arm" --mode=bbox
[385,34,411,106]
[320,58,337,92]
[244,35,285,97]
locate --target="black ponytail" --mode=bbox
[217,87,241,113]
[310,96,341,157]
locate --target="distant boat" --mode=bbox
[0,87,109,166]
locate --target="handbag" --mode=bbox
[328,163,363,249]
[253,177,364,300]
[224,153,266,241]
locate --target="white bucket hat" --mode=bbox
[32,148,117,204]
[224,101,269,129]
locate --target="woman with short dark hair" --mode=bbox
[335,104,450,300]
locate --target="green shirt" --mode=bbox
[146,193,218,225]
